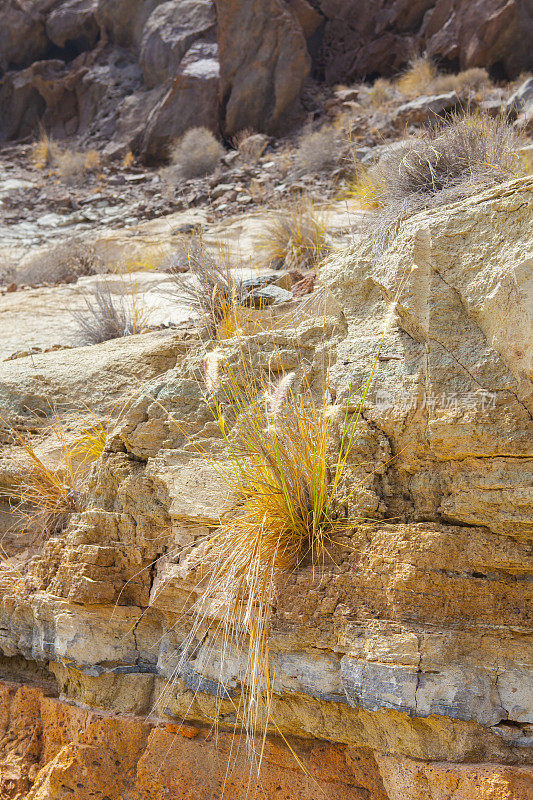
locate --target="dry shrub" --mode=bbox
[73,279,151,345]
[31,131,60,169]
[397,57,437,97]
[165,238,254,338]
[258,198,329,271]
[359,77,397,107]
[16,240,104,286]
[56,149,101,185]
[170,127,224,180]
[1,417,83,540]
[398,58,491,99]
[293,126,341,175]
[430,67,491,96]
[365,112,523,249]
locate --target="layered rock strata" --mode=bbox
[0,179,532,797]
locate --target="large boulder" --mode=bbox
[94,0,166,51]
[0,0,56,73]
[46,0,100,52]
[316,0,533,84]
[423,0,533,78]
[140,42,220,160]
[317,0,434,83]
[215,0,312,135]
[139,0,216,88]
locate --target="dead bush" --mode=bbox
[73,280,150,345]
[166,238,249,337]
[366,112,523,249]
[293,127,341,175]
[16,240,105,286]
[170,127,224,180]
[398,58,491,99]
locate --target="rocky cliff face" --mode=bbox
[1,0,532,156]
[0,178,531,798]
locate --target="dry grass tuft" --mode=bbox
[359,78,397,107]
[293,126,341,175]
[170,127,224,180]
[161,341,382,773]
[1,417,83,539]
[397,57,492,99]
[165,239,255,339]
[364,112,523,249]
[56,148,101,185]
[16,239,104,286]
[73,279,151,345]
[397,57,437,98]
[258,199,329,271]
[31,131,60,169]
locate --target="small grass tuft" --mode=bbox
[170,127,224,180]
[397,56,437,98]
[31,131,59,169]
[1,417,83,539]
[166,239,255,339]
[15,239,104,287]
[293,126,341,175]
[73,279,151,345]
[258,198,329,271]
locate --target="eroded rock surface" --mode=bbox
[0,179,532,797]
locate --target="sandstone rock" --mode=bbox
[394,90,460,126]
[139,0,216,88]
[140,42,220,160]
[46,0,99,51]
[215,0,311,135]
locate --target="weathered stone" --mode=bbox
[394,91,460,126]
[46,0,99,51]
[0,0,53,73]
[140,42,220,160]
[423,0,533,79]
[215,0,311,135]
[139,0,216,88]
[505,77,533,117]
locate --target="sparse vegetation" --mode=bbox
[1,416,83,539]
[397,57,437,98]
[170,127,224,180]
[73,280,150,345]
[293,126,341,175]
[258,198,329,271]
[363,112,523,248]
[15,240,104,286]
[31,133,102,184]
[397,57,491,98]
[359,77,398,107]
[32,131,60,169]
[166,238,254,338]
[56,148,101,185]
[164,341,382,774]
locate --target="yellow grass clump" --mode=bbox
[157,336,385,775]
[258,198,329,271]
[1,417,83,538]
